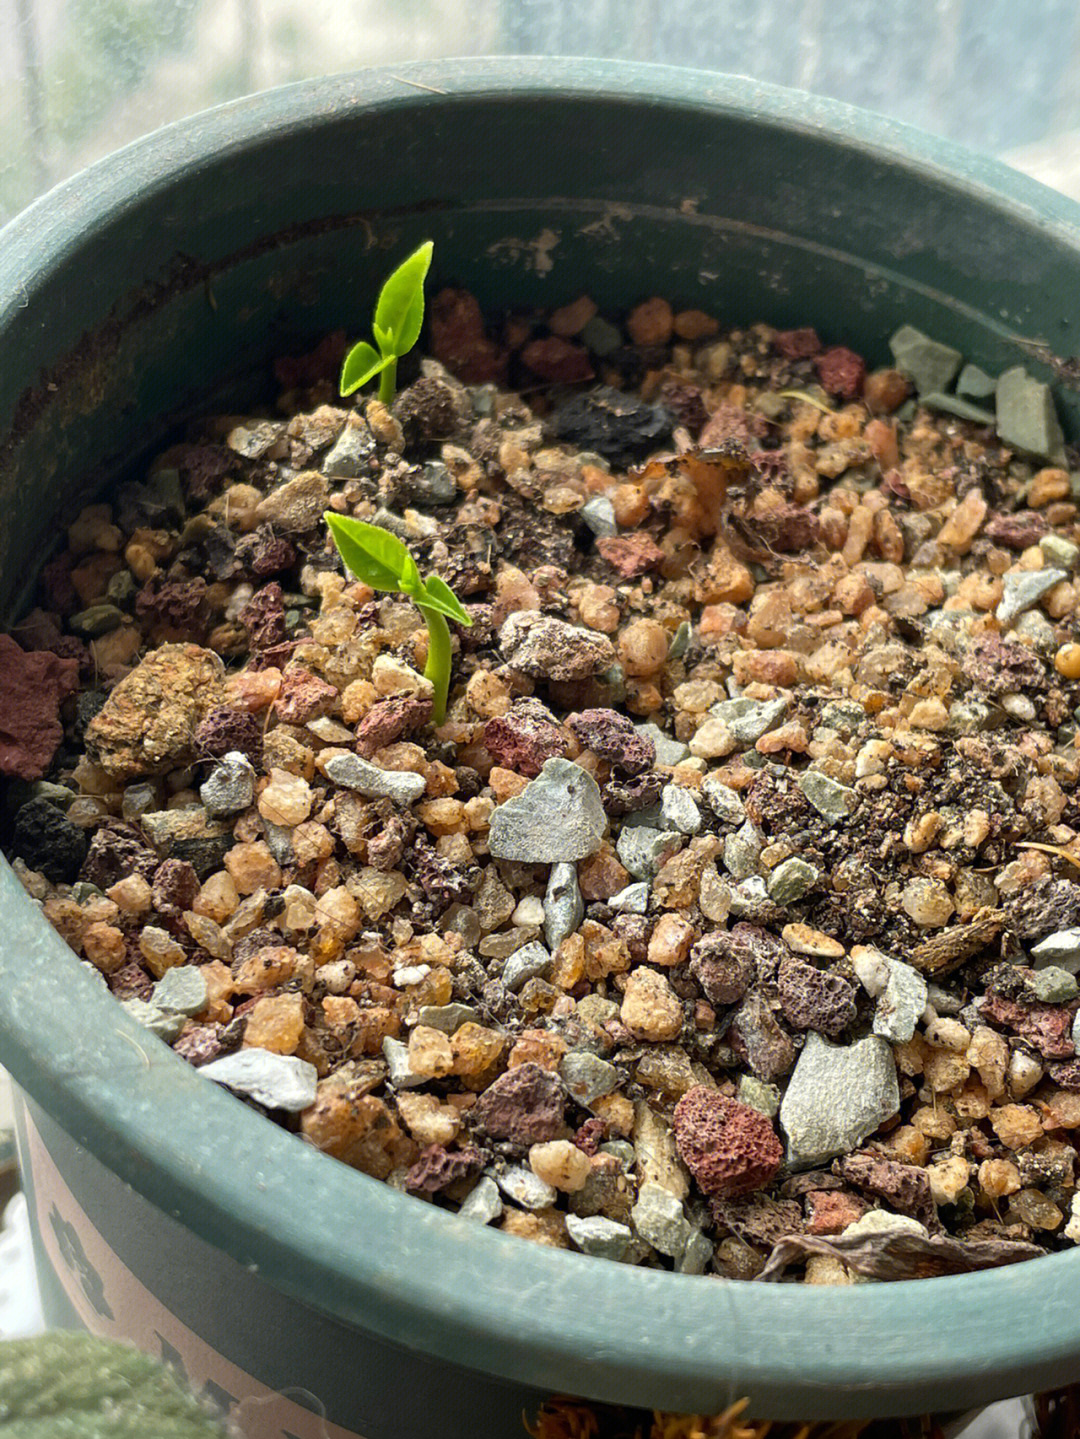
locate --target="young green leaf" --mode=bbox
[340,341,393,397]
[417,573,473,627]
[373,241,433,352]
[324,513,421,593]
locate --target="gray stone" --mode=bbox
[502,941,553,993]
[873,957,928,1043]
[767,856,819,905]
[701,774,746,826]
[723,820,764,881]
[1031,928,1080,972]
[488,758,606,863]
[152,965,209,1017]
[322,416,376,477]
[616,825,675,880]
[948,697,995,734]
[565,1213,632,1262]
[121,782,159,824]
[495,1164,558,1210]
[416,1003,479,1033]
[382,1036,426,1088]
[728,876,771,917]
[70,604,123,637]
[120,998,185,1043]
[780,1033,900,1169]
[415,461,457,505]
[796,770,857,822]
[323,752,427,805]
[254,470,329,533]
[138,809,231,877]
[661,783,701,835]
[581,315,624,356]
[544,861,584,949]
[1073,1011,1080,1056]
[996,366,1066,463]
[1028,966,1079,1004]
[677,1228,714,1275]
[600,1140,636,1169]
[30,781,75,810]
[631,1182,691,1259]
[608,881,649,914]
[921,392,995,425]
[580,496,617,537]
[499,611,615,682]
[996,567,1068,626]
[818,700,866,737]
[561,1051,619,1106]
[736,1075,780,1118]
[1041,534,1080,569]
[200,1050,318,1112]
[262,820,295,866]
[458,1175,503,1224]
[668,621,691,659]
[956,363,998,400]
[200,751,256,817]
[888,324,962,396]
[709,696,789,744]
[635,722,690,767]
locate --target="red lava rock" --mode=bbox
[804,1188,870,1235]
[774,328,822,359]
[658,380,708,433]
[573,1117,607,1155]
[1049,1059,1080,1091]
[672,1085,784,1198]
[239,583,287,650]
[728,992,796,1080]
[520,336,594,384]
[405,1143,487,1194]
[689,932,755,1006]
[41,554,78,613]
[814,346,866,400]
[272,330,347,391]
[985,511,1051,550]
[699,404,769,449]
[151,858,201,918]
[234,526,298,579]
[595,533,665,578]
[354,694,434,758]
[473,1061,568,1145]
[429,288,507,384]
[980,993,1077,1060]
[0,634,80,781]
[106,961,154,1003]
[483,701,571,777]
[837,1151,938,1230]
[366,815,408,872]
[249,641,298,672]
[602,771,664,817]
[274,667,337,725]
[81,821,160,889]
[136,576,209,639]
[610,913,653,963]
[711,1193,803,1247]
[567,707,655,775]
[172,1023,227,1066]
[777,955,857,1039]
[962,634,1046,696]
[194,706,264,763]
[748,502,819,553]
[176,443,237,502]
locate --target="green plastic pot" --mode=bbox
[3,57,1080,1438]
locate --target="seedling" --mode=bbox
[339,240,434,406]
[324,513,471,724]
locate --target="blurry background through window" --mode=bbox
[3,0,1080,224]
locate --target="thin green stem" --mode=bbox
[378,357,398,406]
[420,604,452,724]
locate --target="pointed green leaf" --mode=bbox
[417,573,473,626]
[340,341,393,397]
[324,513,420,593]
[395,285,426,359]
[373,241,433,354]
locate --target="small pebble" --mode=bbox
[544,861,584,949]
[199,1049,318,1112]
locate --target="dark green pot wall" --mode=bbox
[3,59,1080,1430]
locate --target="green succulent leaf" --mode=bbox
[373,241,433,354]
[340,341,393,397]
[324,513,421,593]
[416,573,473,626]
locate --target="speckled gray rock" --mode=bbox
[120,997,185,1043]
[736,1075,780,1118]
[495,1164,558,1210]
[661,783,701,835]
[631,1182,691,1259]
[416,1003,479,1033]
[458,1175,503,1224]
[488,757,606,863]
[323,752,427,805]
[948,697,995,734]
[200,1050,318,1112]
[872,957,928,1044]
[797,770,856,822]
[701,774,746,825]
[729,876,771,917]
[635,722,690,767]
[616,825,676,880]
[561,1051,619,1106]
[767,856,818,905]
[723,820,763,881]
[152,965,208,1017]
[1028,966,1079,1003]
[608,881,649,914]
[382,1036,427,1088]
[678,1228,714,1275]
[888,324,962,395]
[780,1033,900,1169]
[996,567,1068,626]
[710,695,788,744]
[544,861,584,949]
[499,612,615,682]
[322,415,376,477]
[996,366,1066,463]
[200,751,256,817]
[1032,928,1080,972]
[262,819,295,866]
[502,941,553,993]
[580,495,617,537]
[566,1214,632,1261]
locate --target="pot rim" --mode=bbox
[3,57,1080,1416]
